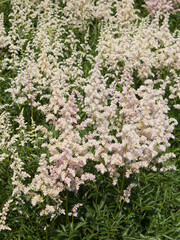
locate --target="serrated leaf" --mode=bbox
[75,222,86,230]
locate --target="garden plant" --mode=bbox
[0,0,180,239]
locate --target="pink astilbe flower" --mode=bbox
[82,57,177,184]
[120,183,137,203]
[68,203,83,217]
[145,0,180,17]
[42,91,95,193]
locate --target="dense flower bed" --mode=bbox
[0,0,179,239]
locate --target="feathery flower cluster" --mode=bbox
[120,183,137,203]
[0,13,10,49]
[82,59,177,184]
[0,200,13,231]
[145,0,180,17]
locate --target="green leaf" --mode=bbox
[162,235,174,240]
[75,222,87,230]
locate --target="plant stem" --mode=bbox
[65,191,69,226]
[31,99,33,123]
[114,165,126,216]
[120,165,126,196]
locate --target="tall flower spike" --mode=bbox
[0,13,10,49]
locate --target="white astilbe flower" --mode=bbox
[0,111,20,155]
[98,13,180,78]
[10,153,30,199]
[95,163,107,174]
[28,154,62,201]
[160,165,176,172]
[0,13,10,49]
[115,0,139,27]
[94,0,115,21]
[120,183,137,203]
[0,199,13,231]
[6,0,89,110]
[3,0,36,70]
[62,0,95,30]
[174,104,180,109]
[169,70,180,107]
[6,0,64,106]
[0,112,12,152]
[31,195,44,207]
[40,205,55,216]
[0,109,41,160]
[62,0,139,30]
[157,153,176,163]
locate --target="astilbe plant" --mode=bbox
[0,0,179,236]
[81,57,177,185]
